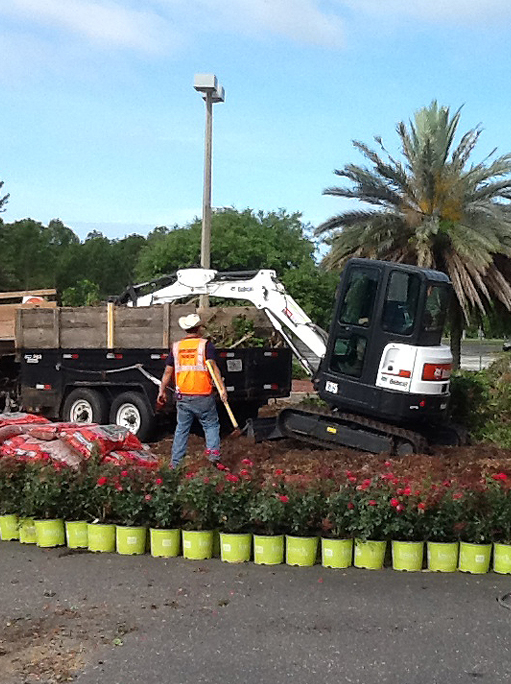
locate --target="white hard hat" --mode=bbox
[178,313,202,331]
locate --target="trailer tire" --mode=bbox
[63,388,108,425]
[110,391,154,441]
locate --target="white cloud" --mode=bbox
[341,0,511,24]
[146,0,345,47]
[1,0,175,53]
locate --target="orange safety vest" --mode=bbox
[172,337,213,396]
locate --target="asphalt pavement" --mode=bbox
[1,542,511,684]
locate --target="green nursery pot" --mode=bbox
[116,526,147,555]
[321,538,353,569]
[253,534,284,565]
[285,535,319,567]
[458,541,492,574]
[391,540,424,572]
[182,530,213,560]
[19,517,36,544]
[34,519,65,548]
[0,514,19,541]
[354,539,387,570]
[65,521,88,549]
[427,541,459,572]
[87,523,116,553]
[220,533,252,563]
[150,528,181,558]
[493,543,511,575]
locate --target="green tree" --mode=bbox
[134,208,335,327]
[62,279,101,306]
[0,217,81,291]
[280,262,338,330]
[316,101,511,367]
[0,180,9,213]
[135,209,314,280]
[0,219,54,289]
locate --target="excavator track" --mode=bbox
[276,405,430,455]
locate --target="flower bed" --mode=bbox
[2,413,511,571]
[1,445,511,569]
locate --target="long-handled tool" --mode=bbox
[205,359,243,438]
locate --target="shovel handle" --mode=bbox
[205,359,239,430]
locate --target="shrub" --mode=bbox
[108,466,153,526]
[323,486,357,539]
[177,469,220,530]
[449,370,489,429]
[450,358,511,448]
[21,461,73,520]
[280,484,325,537]
[213,467,256,533]
[248,485,291,536]
[346,478,395,541]
[420,485,466,543]
[146,468,181,529]
[0,458,26,515]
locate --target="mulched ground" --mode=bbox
[148,394,511,486]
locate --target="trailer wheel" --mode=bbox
[110,392,154,441]
[63,388,108,425]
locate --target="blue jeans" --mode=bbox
[171,394,221,468]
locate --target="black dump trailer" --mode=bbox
[14,304,292,440]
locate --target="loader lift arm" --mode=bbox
[118,269,328,376]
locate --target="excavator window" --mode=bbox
[382,272,420,335]
[330,334,367,378]
[338,268,379,327]
[422,285,449,332]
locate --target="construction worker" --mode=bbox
[157,313,227,468]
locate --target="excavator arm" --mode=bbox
[121,268,328,375]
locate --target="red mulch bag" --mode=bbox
[0,435,51,461]
[59,424,144,459]
[0,424,26,444]
[105,449,159,469]
[27,422,91,441]
[0,413,50,429]
[41,439,82,468]
[0,433,82,468]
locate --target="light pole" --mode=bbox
[194,73,225,308]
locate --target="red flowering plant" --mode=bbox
[177,468,221,530]
[62,460,99,522]
[486,472,511,544]
[84,457,137,524]
[106,465,153,527]
[247,469,292,536]
[452,479,499,545]
[20,460,73,520]
[382,477,430,542]
[278,481,327,538]
[345,477,396,541]
[322,484,357,539]
[421,480,473,543]
[213,460,257,533]
[0,457,26,515]
[145,467,181,530]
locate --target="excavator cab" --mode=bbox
[316,259,452,427]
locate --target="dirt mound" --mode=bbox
[148,425,511,486]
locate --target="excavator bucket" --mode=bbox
[245,417,284,443]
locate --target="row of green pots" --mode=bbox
[2,512,511,573]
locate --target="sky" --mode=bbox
[1,0,511,243]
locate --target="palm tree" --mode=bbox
[316,101,511,367]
